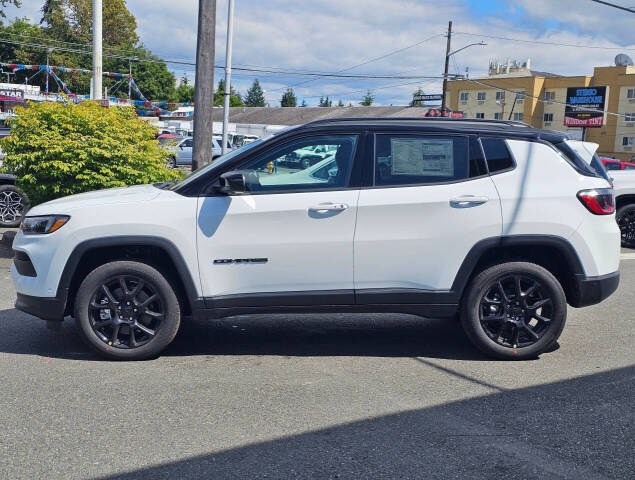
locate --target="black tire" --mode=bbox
[0,184,29,228]
[74,261,181,360]
[461,262,567,360]
[302,158,311,170]
[169,156,177,169]
[616,204,635,249]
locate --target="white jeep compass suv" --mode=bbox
[11,118,620,360]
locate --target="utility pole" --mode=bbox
[192,0,217,171]
[221,0,235,156]
[92,0,102,100]
[441,20,452,114]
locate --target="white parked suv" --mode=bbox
[11,118,620,360]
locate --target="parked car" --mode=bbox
[166,137,225,168]
[157,133,183,146]
[0,172,29,228]
[285,144,338,169]
[11,118,620,361]
[601,157,635,171]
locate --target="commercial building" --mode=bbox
[447,58,635,161]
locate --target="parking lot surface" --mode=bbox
[0,240,633,479]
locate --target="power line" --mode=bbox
[454,31,635,51]
[269,33,445,93]
[589,0,635,13]
[462,77,627,118]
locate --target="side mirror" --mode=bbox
[217,170,258,195]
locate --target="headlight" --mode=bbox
[20,215,70,235]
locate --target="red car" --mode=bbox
[601,157,635,171]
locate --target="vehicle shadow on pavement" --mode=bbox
[93,365,633,480]
[0,309,485,361]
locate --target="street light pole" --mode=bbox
[441,20,452,113]
[92,0,102,100]
[221,0,235,156]
[192,0,217,171]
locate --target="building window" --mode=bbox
[496,91,505,101]
[475,113,485,119]
[625,113,635,122]
[494,112,503,120]
[628,89,635,99]
[477,92,486,101]
[513,113,524,121]
[544,113,554,122]
[623,137,635,146]
[545,91,555,102]
[460,92,469,102]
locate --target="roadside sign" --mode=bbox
[414,93,443,102]
[0,88,24,102]
[564,86,608,127]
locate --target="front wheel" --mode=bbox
[616,204,635,248]
[461,262,567,360]
[0,184,29,228]
[74,261,181,360]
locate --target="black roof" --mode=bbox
[296,117,567,143]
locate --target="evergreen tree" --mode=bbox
[410,87,425,106]
[214,79,243,107]
[280,87,297,107]
[319,96,332,107]
[337,99,344,107]
[244,79,266,107]
[360,90,375,106]
[300,99,307,107]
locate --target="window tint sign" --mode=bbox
[564,86,608,127]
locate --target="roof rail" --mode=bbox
[304,117,532,128]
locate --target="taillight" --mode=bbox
[577,188,615,215]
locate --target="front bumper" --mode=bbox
[571,271,620,308]
[15,290,68,321]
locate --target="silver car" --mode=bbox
[167,138,228,168]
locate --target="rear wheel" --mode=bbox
[616,204,635,248]
[0,184,29,228]
[461,262,567,360]
[74,261,181,360]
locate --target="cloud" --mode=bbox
[2,0,634,105]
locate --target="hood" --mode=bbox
[29,184,162,215]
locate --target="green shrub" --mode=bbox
[0,101,177,205]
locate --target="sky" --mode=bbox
[4,0,635,106]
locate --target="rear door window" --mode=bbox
[373,135,476,186]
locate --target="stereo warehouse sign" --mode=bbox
[564,86,608,127]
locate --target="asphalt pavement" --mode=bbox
[0,239,633,479]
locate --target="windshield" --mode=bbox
[168,139,264,191]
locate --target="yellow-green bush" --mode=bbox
[0,101,176,205]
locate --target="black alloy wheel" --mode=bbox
[479,275,553,349]
[89,275,164,349]
[0,184,29,228]
[617,204,635,248]
[461,262,567,360]
[75,261,180,360]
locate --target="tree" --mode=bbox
[244,79,265,107]
[337,99,344,107]
[319,96,332,107]
[3,1,177,101]
[360,90,375,106]
[0,101,175,205]
[410,87,425,106]
[213,79,243,107]
[300,99,307,107]
[176,77,195,103]
[0,0,20,18]
[280,88,297,107]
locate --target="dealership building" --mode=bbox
[447,58,635,162]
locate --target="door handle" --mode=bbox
[309,203,349,212]
[449,196,489,208]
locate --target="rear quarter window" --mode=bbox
[480,138,515,173]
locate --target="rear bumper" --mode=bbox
[15,290,68,321]
[571,271,620,308]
